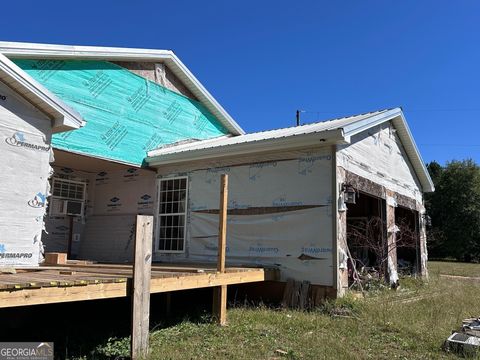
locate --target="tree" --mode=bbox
[425,159,480,261]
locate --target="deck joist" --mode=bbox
[0,263,278,308]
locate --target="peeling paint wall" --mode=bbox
[338,122,423,203]
[336,166,349,296]
[336,121,428,284]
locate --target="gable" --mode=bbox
[13,59,229,166]
[337,121,423,202]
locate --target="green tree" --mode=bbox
[425,159,480,261]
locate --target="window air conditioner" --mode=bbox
[49,198,84,217]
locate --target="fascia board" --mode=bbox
[147,129,346,167]
[393,113,435,193]
[341,108,402,138]
[0,53,84,130]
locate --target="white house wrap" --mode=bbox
[181,152,334,285]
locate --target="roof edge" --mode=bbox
[147,129,346,167]
[0,53,84,132]
[343,107,434,193]
[0,41,244,136]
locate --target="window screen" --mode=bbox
[157,177,187,252]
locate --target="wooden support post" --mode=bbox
[213,174,228,326]
[131,215,153,360]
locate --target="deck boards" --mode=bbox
[0,262,278,308]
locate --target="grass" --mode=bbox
[429,260,480,278]
[90,261,480,359]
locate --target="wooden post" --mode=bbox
[131,215,153,360]
[213,174,228,326]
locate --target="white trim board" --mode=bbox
[0,53,84,132]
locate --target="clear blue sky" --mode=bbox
[1,1,479,164]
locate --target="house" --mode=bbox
[0,41,434,298]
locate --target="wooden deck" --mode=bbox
[0,262,278,308]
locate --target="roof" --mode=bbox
[0,53,84,132]
[0,41,244,136]
[147,108,435,193]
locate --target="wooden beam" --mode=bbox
[131,215,153,360]
[213,174,228,326]
[44,253,67,265]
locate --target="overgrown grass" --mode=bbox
[429,260,480,278]
[90,262,480,359]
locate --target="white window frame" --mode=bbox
[51,177,86,201]
[155,176,188,254]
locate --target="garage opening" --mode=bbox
[346,192,387,287]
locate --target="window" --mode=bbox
[157,177,188,252]
[50,178,87,217]
[52,178,86,201]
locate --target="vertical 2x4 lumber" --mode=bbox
[131,215,153,360]
[213,174,228,326]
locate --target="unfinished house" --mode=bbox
[0,42,433,308]
[146,108,434,297]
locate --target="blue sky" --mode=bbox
[1,1,479,164]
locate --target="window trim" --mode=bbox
[155,176,188,254]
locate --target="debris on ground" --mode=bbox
[443,317,480,357]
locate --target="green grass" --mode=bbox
[429,260,480,278]
[92,261,480,360]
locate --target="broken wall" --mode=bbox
[0,81,53,266]
[336,122,427,290]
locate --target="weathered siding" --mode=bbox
[0,81,53,266]
[337,122,423,203]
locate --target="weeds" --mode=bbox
[68,262,480,359]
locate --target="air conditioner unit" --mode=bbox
[49,197,66,216]
[49,198,84,217]
[66,200,84,216]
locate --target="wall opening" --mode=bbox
[395,206,420,275]
[346,192,387,287]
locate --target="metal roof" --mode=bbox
[0,53,84,132]
[0,41,244,136]
[147,108,434,193]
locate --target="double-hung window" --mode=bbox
[157,177,188,252]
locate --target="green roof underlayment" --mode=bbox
[14,59,229,166]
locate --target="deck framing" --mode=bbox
[0,263,278,308]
